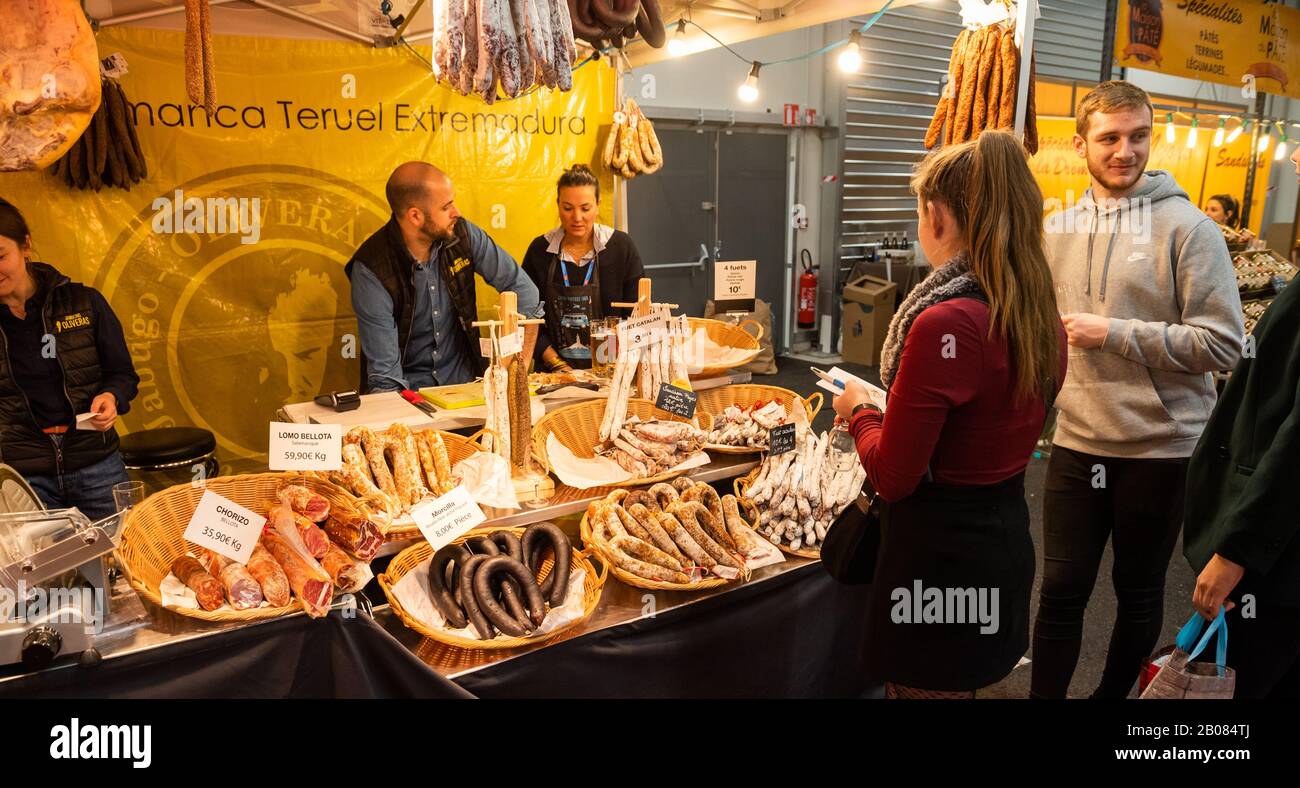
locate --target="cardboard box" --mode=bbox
[841,274,896,367]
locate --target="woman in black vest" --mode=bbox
[523,164,645,372]
[0,199,140,520]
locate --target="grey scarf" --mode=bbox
[878,252,983,389]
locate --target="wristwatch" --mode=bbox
[850,402,880,419]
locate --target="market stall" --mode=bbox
[0,0,907,698]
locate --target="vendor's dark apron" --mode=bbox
[861,472,1034,692]
[545,250,602,369]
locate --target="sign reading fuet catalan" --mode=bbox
[1115,1,1300,99]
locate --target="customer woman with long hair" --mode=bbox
[832,131,1067,698]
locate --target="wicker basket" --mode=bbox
[734,466,821,558]
[377,526,606,650]
[532,398,714,488]
[686,317,763,379]
[579,508,734,591]
[115,473,369,623]
[698,384,824,454]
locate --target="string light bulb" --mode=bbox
[738,62,761,103]
[1186,118,1198,149]
[1165,113,1176,144]
[667,19,688,57]
[837,30,864,74]
[1258,126,1272,153]
[1213,117,1226,147]
[1275,126,1289,161]
[1226,117,1248,144]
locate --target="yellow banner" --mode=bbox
[1115,0,1300,99]
[0,26,615,463]
[1032,116,1269,234]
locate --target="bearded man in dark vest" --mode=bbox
[346,161,543,392]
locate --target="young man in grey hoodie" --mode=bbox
[1030,81,1243,699]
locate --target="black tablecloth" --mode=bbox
[0,610,471,699]
[452,563,876,698]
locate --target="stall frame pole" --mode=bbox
[1100,0,1118,82]
[1240,92,1268,231]
[1012,0,1038,140]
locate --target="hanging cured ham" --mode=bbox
[0,0,101,172]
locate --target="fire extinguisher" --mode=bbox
[798,249,817,329]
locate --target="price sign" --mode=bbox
[768,423,797,456]
[714,260,757,313]
[182,490,266,563]
[624,312,668,350]
[480,337,493,357]
[410,486,487,551]
[268,422,342,471]
[655,383,698,419]
[499,328,524,357]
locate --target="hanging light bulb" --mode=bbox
[1186,118,1199,149]
[738,62,761,103]
[1165,113,1176,144]
[1258,125,1272,153]
[1275,127,1290,161]
[667,19,688,57]
[1212,117,1226,147]
[1226,117,1248,144]
[837,30,864,74]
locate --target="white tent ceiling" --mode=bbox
[86,0,922,62]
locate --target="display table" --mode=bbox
[0,449,875,699]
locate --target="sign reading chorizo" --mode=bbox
[183,490,266,563]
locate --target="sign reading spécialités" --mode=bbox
[1115,0,1300,99]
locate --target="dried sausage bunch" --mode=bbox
[706,400,789,449]
[602,98,663,178]
[742,430,867,553]
[567,0,667,51]
[329,424,459,521]
[925,23,1038,154]
[433,0,578,103]
[482,353,532,468]
[427,524,573,639]
[49,78,147,190]
[585,480,765,584]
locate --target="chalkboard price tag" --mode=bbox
[655,383,698,419]
[768,424,797,456]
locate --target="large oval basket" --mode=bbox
[116,473,370,622]
[378,526,607,650]
[686,317,763,379]
[532,398,714,488]
[698,384,823,454]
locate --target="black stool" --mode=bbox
[120,427,220,492]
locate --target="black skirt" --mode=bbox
[861,473,1034,691]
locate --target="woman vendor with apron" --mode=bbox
[523,164,645,372]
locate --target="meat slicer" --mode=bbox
[0,505,121,671]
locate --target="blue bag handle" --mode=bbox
[1175,609,1229,674]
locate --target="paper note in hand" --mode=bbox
[815,366,888,412]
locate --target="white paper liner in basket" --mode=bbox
[545,434,710,489]
[391,556,588,641]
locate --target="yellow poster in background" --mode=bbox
[0,26,615,463]
[1115,0,1300,99]
[1030,116,1269,235]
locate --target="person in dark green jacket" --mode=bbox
[1183,149,1300,698]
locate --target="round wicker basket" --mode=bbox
[532,398,714,488]
[698,384,823,454]
[115,472,369,622]
[377,526,606,650]
[686,317,763,379]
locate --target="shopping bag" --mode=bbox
[820,492,880,585]
[1139,610,1236,699]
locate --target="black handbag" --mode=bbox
[820,488,881,585]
